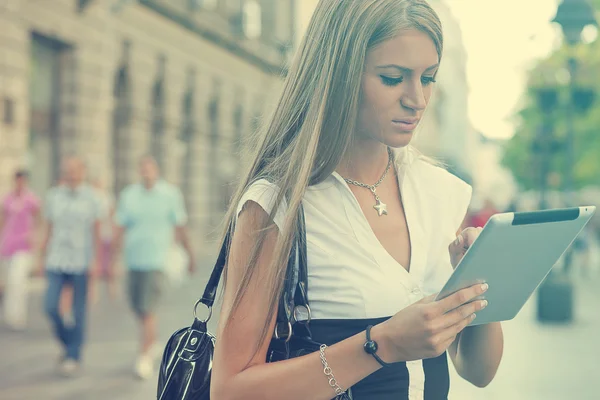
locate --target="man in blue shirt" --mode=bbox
[39,155,103,376]
[113,155,195,379]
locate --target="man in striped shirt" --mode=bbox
[38,155,104,376]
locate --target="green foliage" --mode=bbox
[502,10,600,191]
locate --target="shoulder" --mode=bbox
[241,179,280,201]
[156,180,183,202]
[237,179,286,231]
[82,184,99,199]
[411,158,472,230]
[119,183,139,200]
[45,186,62,202]
[26,191,41,208]
[411,158,472,201]
[161,180,182,195]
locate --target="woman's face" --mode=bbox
[357,29,440,148]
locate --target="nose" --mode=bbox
[400,80,427,112]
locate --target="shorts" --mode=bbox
[127,270,165,317]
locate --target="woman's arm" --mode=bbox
[448,322,503,387]
[211,202,387,400]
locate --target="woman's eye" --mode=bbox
[422,76,437,85]
[380,76,403,86]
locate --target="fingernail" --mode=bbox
[480,283,489,292]
[480,300,488,309]
[471,313,477,320]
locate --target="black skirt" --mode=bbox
[307,317,450,400]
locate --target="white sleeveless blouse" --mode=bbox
[236,147,472,321]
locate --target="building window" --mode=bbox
[29,33,68,194]
[180,70,196,212]
[242,0,261,39]
[112,57,132,195]
[233,103,243,151]
[150,56,166,168]
[233,102,244,175]
[189,0,217,10]
[207,88,220,225]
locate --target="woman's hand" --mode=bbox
[375,283,489,362]
[449,227,482,269]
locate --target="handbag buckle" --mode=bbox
[293,304,311,324]
[273,321,293,343]
[193,299,213,323]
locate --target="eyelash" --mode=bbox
[380,76,437,87]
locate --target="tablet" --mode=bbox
[435,206,596,326]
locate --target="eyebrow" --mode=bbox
[376,63,439,73]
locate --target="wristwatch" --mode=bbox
[364,325,393,368]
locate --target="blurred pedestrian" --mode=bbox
[0,169,41,330]
[469,198,499,228]
[90,174,117,302]
[37,155,104,377]
[113,155,195,380]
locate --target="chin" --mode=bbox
[384,133,413,148]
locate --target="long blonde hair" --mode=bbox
[221,0,444,350]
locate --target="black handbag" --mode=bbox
[156,206,351,400]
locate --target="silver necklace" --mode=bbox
[342,147,393,217]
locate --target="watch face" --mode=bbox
[364,340,378,354]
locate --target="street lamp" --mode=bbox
[553,0,598,46]
[553,0,597,265]
[536,0,597,323]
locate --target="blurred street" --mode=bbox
[0,259,599,400]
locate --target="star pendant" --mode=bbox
[373,198,388,216]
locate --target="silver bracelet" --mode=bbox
[319,344,346,396]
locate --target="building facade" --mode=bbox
[413,0,477,184]
[0,0,295,248]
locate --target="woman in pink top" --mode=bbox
[0,170,41,330]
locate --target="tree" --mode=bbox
[502,5,600,192]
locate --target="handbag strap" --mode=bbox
[274,205,309,341]
[197,205,309,330]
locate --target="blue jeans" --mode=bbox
[44,271,88,361]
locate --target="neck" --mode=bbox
[143,180,157,189]
[14,187,25,196]
[67,182,80,190]
[337,139,392,184]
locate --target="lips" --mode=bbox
[391,118,419,133]
[392,118,419,125]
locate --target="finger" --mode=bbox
[452,233,465,248]
[438,312,476,344]
[437,283,489,314]
[438,299,488,329]
[461,228,480,248]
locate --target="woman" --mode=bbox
[0,170,40,330]
[211,1,504,399]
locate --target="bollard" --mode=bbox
[536,271,573,323]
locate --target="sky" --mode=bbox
[297,0,564,140]
[447,0,561,140]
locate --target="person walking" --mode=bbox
[113,155,195,380]
[38,156,104,376]
[0,170,41,330]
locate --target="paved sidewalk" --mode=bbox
[1,265,599,399]
[450,275,600,400]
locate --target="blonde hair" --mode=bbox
[222,0,443,350]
